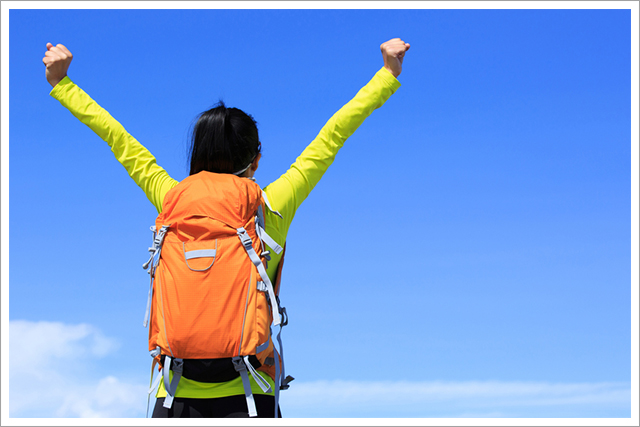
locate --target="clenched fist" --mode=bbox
[380,38,410,78]
[42,43,73,88]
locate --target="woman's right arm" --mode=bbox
[43,43,177,213]
[262,39,409,238]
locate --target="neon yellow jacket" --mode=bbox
[50,67,401,398]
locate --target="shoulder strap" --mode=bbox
[261,190,282,218]
[273,244,286,295]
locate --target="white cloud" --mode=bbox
[53,376,148,418]
[8,320,632,419]
[9,320,146,418]
[10,320,119,372]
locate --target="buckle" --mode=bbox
[232,356,246,372]
[280,375,295,390]
[172,358,184,374]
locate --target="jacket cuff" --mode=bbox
[376,67,402,92]
[49,76,73,99]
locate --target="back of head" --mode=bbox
[189,101,261,176]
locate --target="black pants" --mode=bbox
[152,394,282,418]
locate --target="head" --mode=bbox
[188,101,261,178]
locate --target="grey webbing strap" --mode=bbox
[162,357,172,408]
[142,226,157,271]
[254,204,282,255]
[146,367,162,417]
[233,356,258,417]
[275,320,294,391]
[184,249,216,260]
[142,225,170,328]
[277,307,294,390]
[143,275,154,328]
[257,225,283,254]
[146,351,161,418]
[273,322,286,416]
[273,319,294,417]
[274,345,281,418]
[261,191,283,218]
[149,346,161,359]
[237,228,280,327]
[256,336,270,354]
[143,225,170,270]
[142,227,156,328]
[148,370,162,396]
[256,205,266,230]
[244,355,271,393]
[162,357,183,409]
[275,324,287,386]
[255,206,267,264]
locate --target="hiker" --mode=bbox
[43,38,410,418]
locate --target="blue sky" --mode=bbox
[3,2,638,421]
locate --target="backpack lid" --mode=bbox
[158,171,264,233]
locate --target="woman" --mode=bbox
[43,37,410,418]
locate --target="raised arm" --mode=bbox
[263,38,410,233]
[43,43,178,213]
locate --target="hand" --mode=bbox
[42,43,73,88]
[380,38,410,78]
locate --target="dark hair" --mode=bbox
[188,101,261,176]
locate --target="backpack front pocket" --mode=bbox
[183,240,217,272]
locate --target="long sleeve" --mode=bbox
[50,77,178,213]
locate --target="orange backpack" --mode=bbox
[142,171,293,417]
